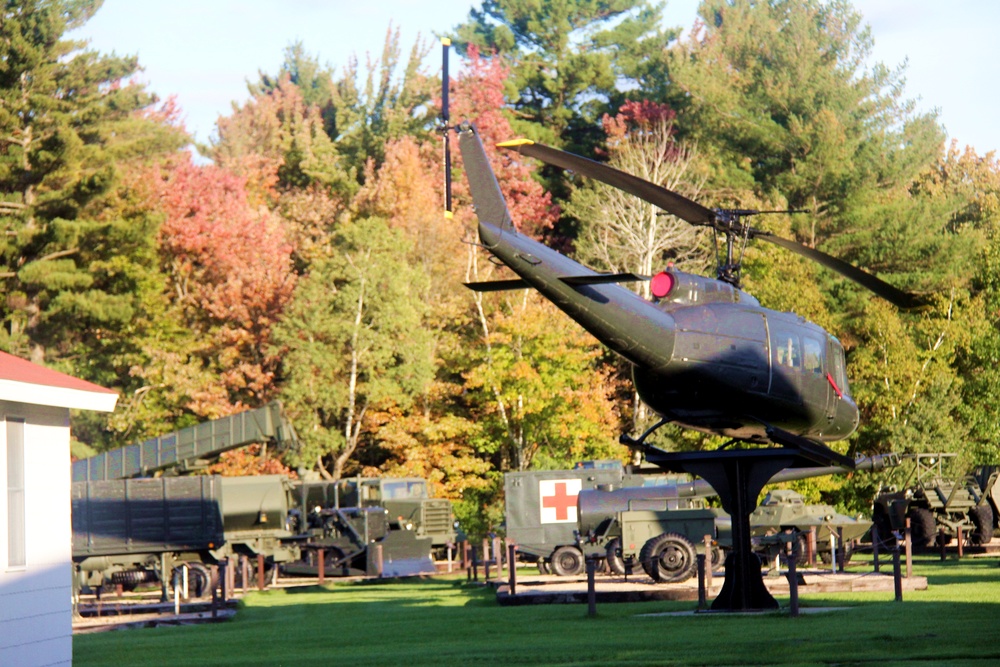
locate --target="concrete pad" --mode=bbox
[494,570,927,606]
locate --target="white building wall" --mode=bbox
[0,402,73,667]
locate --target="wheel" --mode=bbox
[906,506,938,550]
[550,546,585,577]
[710,546,725,571]
[244,558,277,587]
[872,506,896,548]
[605,538,625,575]
[309,546,347,576]
[170,562,210,598]
[537,560,550,575]
[969,504,994,545]
[639,533,697,583]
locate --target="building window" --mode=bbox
[7,418,25,568]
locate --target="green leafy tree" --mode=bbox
[327,26,435,181]
[463,291,623,472]
[272,216,434,480]
[665,0,943,253]
[0,0,187,367]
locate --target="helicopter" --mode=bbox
[453,121,922,463]
[438,39,922,611]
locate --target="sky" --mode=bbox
[69,0,1000,155]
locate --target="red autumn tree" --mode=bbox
[447,46,559,239]
[154,154,296,410]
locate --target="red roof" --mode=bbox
[0,350,117,395]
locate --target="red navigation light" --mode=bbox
[651,271,674,299]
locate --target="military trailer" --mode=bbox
[72,474,301,596]
[576,479,726,581]
[873,453,996,548]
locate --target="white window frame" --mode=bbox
[5,416,26,570]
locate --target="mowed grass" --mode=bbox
[74,555,1000,667]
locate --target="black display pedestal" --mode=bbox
[644,447,828,611]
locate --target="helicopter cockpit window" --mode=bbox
[803,337,823,374]
[829,339,851,397]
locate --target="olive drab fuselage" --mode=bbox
[459,124,859,444]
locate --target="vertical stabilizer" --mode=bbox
[457,123,515,243]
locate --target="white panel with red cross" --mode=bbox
[538,478,583,524]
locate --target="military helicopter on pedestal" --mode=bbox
[438,39,920,610]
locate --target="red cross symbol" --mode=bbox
[542,481,577,521]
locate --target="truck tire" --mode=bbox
[639,533,697,583]
[537,560,550,575]
[969,504,994,545]
[907,506,938,549]
[605,538,625,575]
[170,562,210,598]
[550,546,585,577]
[872,506,896,548]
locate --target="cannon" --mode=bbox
[874,453,996,548]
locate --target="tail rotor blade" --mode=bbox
[441,37,453,219]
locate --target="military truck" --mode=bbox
[345,477,456,551]
[504,463,689,575]
[873,453,996,548]
[292,476,454,556]
[72,474,301,596]
[281,503,435,578]
[71,405,437,591]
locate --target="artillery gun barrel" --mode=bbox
[768,452,900,484]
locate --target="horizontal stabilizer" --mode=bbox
[561,272,646,286]
[464,279,530,292]
[464,272,647,293]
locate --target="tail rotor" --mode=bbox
[440,37,453,219]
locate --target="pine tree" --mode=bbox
[0,0,186,366]
[453,0,672,149]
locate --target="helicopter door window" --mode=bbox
[803,337,822,374]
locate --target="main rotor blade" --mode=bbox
[498,139,716,226]
[497,139,923,309]
[754,232,923,309]
[441,37,453,218]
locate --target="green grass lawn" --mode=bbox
[74,555,1000,667]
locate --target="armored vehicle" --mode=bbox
[750,489,870,563]
[873,453,996,548]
